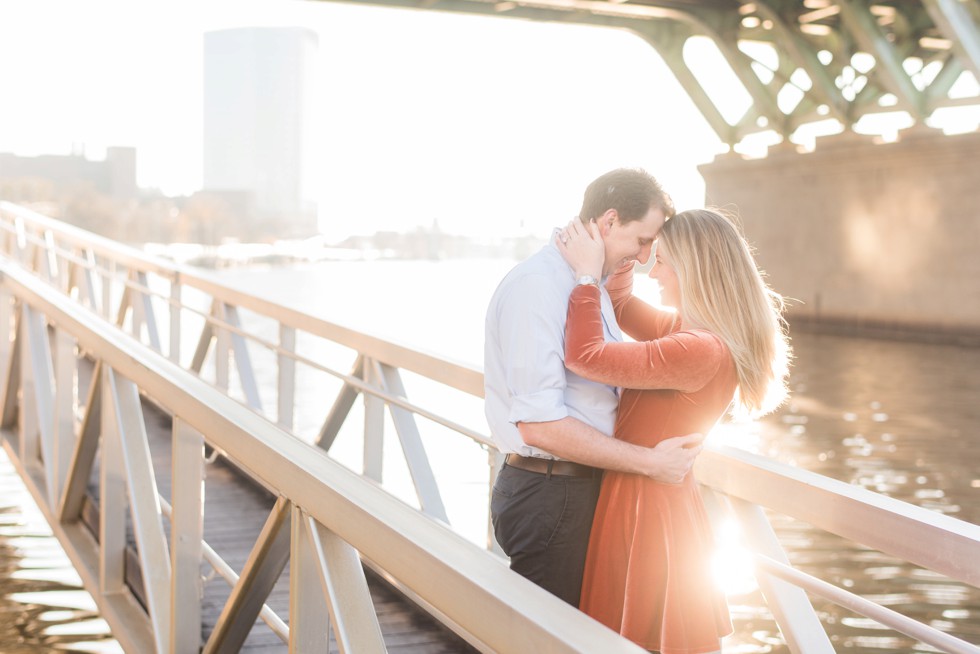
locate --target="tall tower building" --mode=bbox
[203,27,318,240]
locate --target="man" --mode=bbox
[484,168,703,606]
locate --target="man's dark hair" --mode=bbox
[578,168,675,224]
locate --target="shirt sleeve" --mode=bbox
[496,272,569,425]
[565,284,726,392]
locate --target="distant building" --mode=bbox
[203,27,319,241]
[0,146,137,200]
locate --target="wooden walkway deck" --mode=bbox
[75,361,478,653]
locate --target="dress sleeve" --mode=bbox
[565,284,726,392]
[605,263,676,341]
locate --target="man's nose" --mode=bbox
[636,244,653,265]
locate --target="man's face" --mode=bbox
[601,205,666,276]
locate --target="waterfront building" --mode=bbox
[203,27,319,241]
[0,146,137,201]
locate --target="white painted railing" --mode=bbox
[0,256,647,654]
[1,201,978,653]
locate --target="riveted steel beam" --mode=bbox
[675,7,788,135]
[925,53,965,103]
[748,0,852,127]
[305,0,980,146]
[838,0,927,118]
[924,0,980,84]
[635,25,741,145]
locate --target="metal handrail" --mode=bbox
[1,256,647,654]
[0,201,485,397]
[697,444,980,588]
[753,553,979,654]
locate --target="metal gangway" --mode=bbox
[0,200,978,653]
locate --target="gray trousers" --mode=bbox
[490,463,602,606]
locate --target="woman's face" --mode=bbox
[648,241,680,309]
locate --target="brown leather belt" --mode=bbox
[504,453,600,479]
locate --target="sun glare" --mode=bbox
[711,518,759,597]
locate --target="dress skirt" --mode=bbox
[579,471,732,654]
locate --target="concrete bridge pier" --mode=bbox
[699,129,980,345]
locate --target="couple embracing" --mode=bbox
[484,168,791,653]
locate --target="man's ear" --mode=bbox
[599,209,618,236]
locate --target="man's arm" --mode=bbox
[519,418,702,484]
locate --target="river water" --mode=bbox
[0,450,122,653]
[1,257,978,652]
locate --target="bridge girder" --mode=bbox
[311,0,980,147]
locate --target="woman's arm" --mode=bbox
[556,221,675,342]
[605,262,676,342]
[564,285,725,391]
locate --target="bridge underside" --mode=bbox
[314,0,980,147]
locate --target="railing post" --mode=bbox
[80,248,101,312]
[169,274,181,365]
[99,365,128,595]
[13,213,28,264]
[108,368,172,654]
[134,270,162,352]
[727,495,835,654]
[0,287,12,370]
[306,514,387,653]
[53,328,77,511]
[215,302,230,392]
[19,305,41,473]
[102,257,114,321]
[278,325,296,431]
[222,304,262,411]
[363,358,384,483]
[0,289,17,428]
[289,506,330,653]
[42,229,62,288]
[171,418,205,654]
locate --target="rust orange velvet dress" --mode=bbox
[565,269,736,654]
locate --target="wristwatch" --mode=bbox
[576,274,599,287]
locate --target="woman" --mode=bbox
[557,208,791,653]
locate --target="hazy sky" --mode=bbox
[0,0,738,239]
[3,0,975,241]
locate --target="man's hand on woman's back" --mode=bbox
[643,433,704,484]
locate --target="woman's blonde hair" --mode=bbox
[659,208,791,417]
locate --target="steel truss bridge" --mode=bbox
[313,0,980,147]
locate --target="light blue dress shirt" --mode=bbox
[484,239,622,457]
